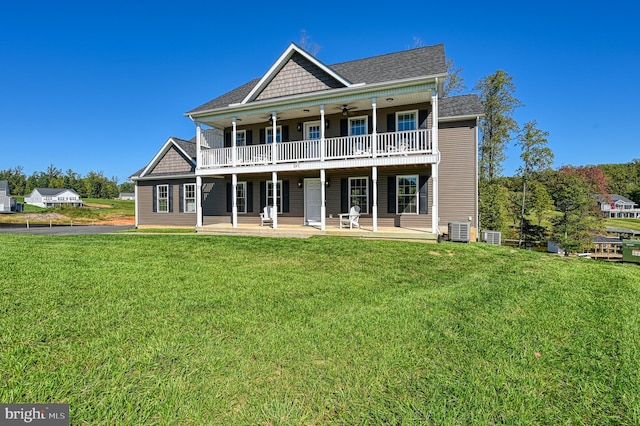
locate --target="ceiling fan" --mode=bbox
[339,104,356,116]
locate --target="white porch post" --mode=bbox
[231,117,237,167]
[372,166,378,232]
[196,175,203,228]
[371,98,377,158]
[431,83,440,234]
[272,171,278,229]
[231,174,238,228]
[271,112,277,165]
[134,183,139,227]
[196,121,202,168]
[320,105,325,162]
[320,169,326,231]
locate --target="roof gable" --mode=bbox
[241,43,352,104]
[137,137,196,178]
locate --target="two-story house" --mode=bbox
[132,43,483,238]
[0,180,17,213]
[599,194,640,219]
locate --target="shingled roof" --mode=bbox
[439,94,484,119]
[187,44,447,114]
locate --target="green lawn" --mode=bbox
[1,235,639,424]
[606,218,640,232]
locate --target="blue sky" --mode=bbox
[1,1,638,184]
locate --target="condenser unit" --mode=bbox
[481,230,502,245]
[448,221,470,243]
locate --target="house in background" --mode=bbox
[0,180,17,213]
[117,192,136,200]
[133,43,484,237]
[24,188,83,208]
[598,194,640,219]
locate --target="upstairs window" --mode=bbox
[349,116,368,136]
[396,111,417,132]
[266,126,282,144]
[236,130,246,146]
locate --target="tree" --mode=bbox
[299,29,321,56]
[442,58,467,97]
[528,180,554,226]
[550,166,605,254]
[515,121,554,247]
[476,70,522,232]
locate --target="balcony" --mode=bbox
[200,129,433,171]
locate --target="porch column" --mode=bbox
[271,112,277,165]
[134,183,139,227]
[431,83,440,234]
[371,98,377,158]
[272,171,278,229]
[372,166,378,232]
[232,174,238,228]
[196,121,202,168]
[232,117,237,167]
[320,169,326,231]
[196,175,203,228]
[320,105,325,162]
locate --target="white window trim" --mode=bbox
[157,184,169,213]
[348,115,369,136]
[396,175,419,215]
[236,181,247,214]
[267,180,283,213]
[396,110,418,132]
[266,126,282,144]
[348,176,369,214]
[184,183,196,213]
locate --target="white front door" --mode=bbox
[305,179,322,225]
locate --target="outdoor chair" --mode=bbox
[339,205,361,229]
[260,205,274,227]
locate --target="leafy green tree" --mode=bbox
[479,181,511,234]
[550,167,604,254]
[528,180,554,226]
[442,58,467,97]
[516,121,554,247]
[119,182,134,193]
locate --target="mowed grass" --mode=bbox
[1,235,639,425]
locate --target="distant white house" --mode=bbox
[0,180,17,213]
[117,192,135,200]
[25,188,83,208]
[598,194,640,219]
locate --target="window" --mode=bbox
[267,181,282,213]
[397,175,418,214]
[184,183,196,213]
[349,177,369,214]
[236,130,246,146]
[266,126,282,144]
[157,184,169,213]
[305,122,321,140]
[397,111,417,131]
[236,182,247,214]
[349,116,368,136]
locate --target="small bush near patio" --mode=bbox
[1,235,638,424]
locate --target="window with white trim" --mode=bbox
[349,177,369,214]
[305,121,321,140]
[267,181,282,213]
[157,184,169,213]
[236,130,246,146]
[397,175,418,214]
[396,111,417,131]
[236,182,247,214]
[266,126,282,144]
[184,183,196,213]
[349,116,368,136]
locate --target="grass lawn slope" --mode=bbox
[1,235,638,424]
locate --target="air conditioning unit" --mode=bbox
[482,230,501,245]
[448,221,470,243]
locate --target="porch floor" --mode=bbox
[196,223,438,242]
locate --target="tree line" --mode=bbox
[0,165,134,199]
[472,68,640,252]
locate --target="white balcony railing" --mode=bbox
[200,129,432,169]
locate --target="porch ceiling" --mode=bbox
[196,91,430,129]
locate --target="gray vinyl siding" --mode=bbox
[137,180,196,227]
[438,120,478,232]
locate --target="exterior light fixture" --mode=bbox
[297,179,303,188]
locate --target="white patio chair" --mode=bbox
[260,205,274,227]
[339,205,361,229]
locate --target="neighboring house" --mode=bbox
[0,180,17,213]
[24,188,83,208]
[132,43,484,236]
[118,192,136,200]
[598,194,640,219]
